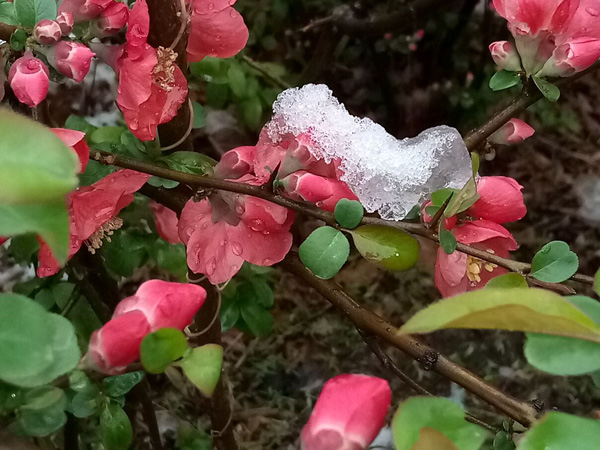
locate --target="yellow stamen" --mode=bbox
[153,46,178,91]
[85,217,123,254]
[466,252,498,284]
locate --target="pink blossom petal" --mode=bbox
[51,128,90,173]
[150,202,182,244]
[453,220,518,250]
[468,176,527,223]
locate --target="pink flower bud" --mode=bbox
[56,12,74,36]
[489,118,534,144]
[33,19,62,45]
[214,146,256,180]
[8,53,50,107]
[301,374,392,450]
[150,202,182,244]
[41,41,95,82]
[283,171,358,211]
[58,0,113,22]
[51,128,90,173]
[86,311,152,374]
[91,1,129,37]
[113,280,206,331]
[489,40,522,72]
[538,37,600,77]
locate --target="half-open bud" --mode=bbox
[8,53,50,107]
[56,12,74,36]
[489,118,534,144]
[489,40,522,72]
[33,19,62,45]
[40,41,95,82]
[91,1,129,37]
[538,37,600,78]
[282,171,358,211]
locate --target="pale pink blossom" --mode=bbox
[187,0,249,63]
[8,53,50,107]
[51,128,90,173]
[301,374,392,450]
[150,201,182,244]
[56,12,74,36]
[41,41,95,82]
[489,118,535,144]
[489,40,523,71]
[33,19,62,45]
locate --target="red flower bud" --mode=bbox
[41,41,95,82]
[56,12,74,36]
[8,53,50,107]
[489,118,534,144]
[33,19,62,45]
[91,1,129,37]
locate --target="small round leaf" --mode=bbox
[141,328,188,374]
[351,225,419,271]
[530,241,579,283]
[299,226,350,279]
[334,199,364,229]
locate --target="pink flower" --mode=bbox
[33,19,62,45]
[301,374,392,450]
[9,53,50,107]
[58,0,113,22]
[115,0,188,140]
[41,41,95,82]
[538,37,600,76]
[282,171,358,212]
[37,170,150,277]
[187,0,249,63]
[492,0,579,37]
[86,311,151,374]
[489,40,523,71]
[113,279,206,330]
[91,1,129,37]
[51,128,90,173]
[213,145,256,180]
[56,12,74,36]
[150,201,182,244]
[489,118,535,144]
[179,194,294,284]
[430,176,526,297]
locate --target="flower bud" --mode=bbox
[489,118,534,145]
[58,0,113,22]
[51,128,90,173]
[214,146,256,180]
[33,19,62,45]
[489,40,522,72]
[538,37,600,78]
[283,171,358,211]
[301,374,392,450]
[41,41,95,82]
[8,53,50,107]
[91,1,129,37]
[56,12,74,36]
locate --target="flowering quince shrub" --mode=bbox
[1,0,600,448]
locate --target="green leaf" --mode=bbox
[533,76,561,102]
[299,226,350,279]
[595,268,600,297]
[519,412,600,450]
[0,110,77,205]
[140,328,188,374]
[192,102,206,129]
[13,0,57,27]
[334,199,364,229]
[220,296,240,332]
[485,273,528,289]
[439,226,457,255]
[399,288,600,344]
[8,233,41,264]
[351,225,419,271]
[489,70,521,91]
[68,391,99,418]
[0,2,19,25]
[530,241,579,283]
[103,371,145,397]
[239,297,274,336]
[190,57,230,83]
[445,178,479,218]
[100,404,133,450]
[493,431,515,450]
[103,230,151,277]
[524,296,600,375]
[431,189,456,207]
[227,62,247,98]
[158,152,216,176]
[392,397,487,450]
[150,240,188,280]
[17,386,68,436]
[64,114,97,135]
[89,126,125,151]
[10,28,27,51]
[411,428,459,450]
[178,345,223,397]
[0,201,70,264]
[240,97,264,130]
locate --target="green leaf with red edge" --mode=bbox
[399,288,600,343]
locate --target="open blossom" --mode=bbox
[489,118,535,144]
[115,0,188,140]
[37,170,150,277]
[429,176,527,297]
[85,280,206,374]
[33,19,62,45]
[301,374,392,450]
[8,53,50,107]
[41,41,95,82]
[187,0,249,63]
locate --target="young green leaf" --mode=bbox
[140,328,188,374]
[431,189,455,207]
[524,296,600,375]
[412,428,459,449]
[489,70,521,91]
[239,297,274,336]
[334,199,364,229]
[530,241,579,283]
[17,386,68,436]
[299,226,350,279]
[439,226,457,255]
[100,404,133,450]
[533,76,561,102]
[399,288,600,343]
[444,178,480,218]
[192,102,207,129]
[351,225,419,271]
[178,345,223,397]
[392,397,488,450]
[485,273,528,289]
[0,2,19,24]
[103,372,145,398]
[10,28,27,51]
[519,412,600,450]
[158,152,216,176]
[493,431,516,450]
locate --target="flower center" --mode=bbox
[84,217,123,254]
[153,46,178,91]
[466,250,498,284]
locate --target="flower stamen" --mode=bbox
[153,46,178,91]
[85,217,123,254]
[466,251,498,284]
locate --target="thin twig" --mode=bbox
[132,380,163,450]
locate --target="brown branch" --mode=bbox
[92,150,594,286]
[131,379,163,450]
[0,23,17,41]
[279,252,539,427]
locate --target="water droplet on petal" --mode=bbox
[586,7,600,16]
[231,242,243,256]
[206,258,217,276]
[249,218,265,231]
[262,258,272,265]
[208,2,215,9]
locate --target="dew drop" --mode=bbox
[262,258,272,265]
[231,242,243,256]
[206,258,217,276]
[249,218,265,231]
[586,7,600,16]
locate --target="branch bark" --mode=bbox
[280,252,540,427]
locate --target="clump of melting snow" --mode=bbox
[266,84,472,220]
